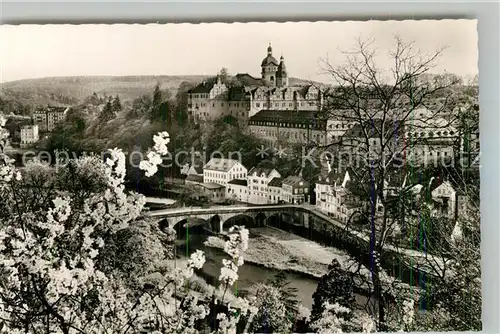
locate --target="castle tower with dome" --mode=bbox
[261,43,288,87]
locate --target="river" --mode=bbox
[175,227,370,310]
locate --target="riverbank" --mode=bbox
[204,227,417,298]
[206,227,346,278]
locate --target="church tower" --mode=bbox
[276,55,289,87]
[261,43,279,86]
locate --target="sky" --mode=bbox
[0,20,478,84]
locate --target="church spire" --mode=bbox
[267,43,272,55]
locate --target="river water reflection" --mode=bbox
[175,230,368,309]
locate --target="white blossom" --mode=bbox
[152,131,170,155]
[188,250,206,269]
[139,131,170,178]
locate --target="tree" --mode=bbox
[318,35,464,330]
[132,94,153,116]
[99,100,115,122]
[311,259,356,322]
[111,95,122,112]
[249,283,294,334]
[268,271,299,309]
[152,82,163,114]
[174,81,195,128]
[1,124,263,333]
[219,67,230,85]
[393,176,481,332]
[455,102,479,168]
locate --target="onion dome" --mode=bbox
[261,43,279,66]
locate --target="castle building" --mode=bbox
[248,110,329,148]
[187,43,325,123]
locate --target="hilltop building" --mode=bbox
[248,110,330,148]
[187,43,325,122]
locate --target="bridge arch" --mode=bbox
[222,214,256,232]
[254,212,268,227]
[207,214,223,233]
[266,213,281,227]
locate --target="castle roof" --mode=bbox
[228,86,250,101]
[261,55,279,67]
[188,77,218,94]
[249,110,327,126]
[235,73,263,86]
[277,55,287,75]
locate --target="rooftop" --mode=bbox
[316,170,345,185]
[283,175,309,188]
[200,182,225,190]
[21,124,37,130]
[248,166,279,178]
[249,110,327,125]
[34,106,70,114]
[268,177,283,187]
[235,73,263,86]
[204,158,242,172]
[188,77,218,94]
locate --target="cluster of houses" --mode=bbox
[4,106,70,148]
[313,164,468,224]
[181,157,311,205]
[181,156,466,224]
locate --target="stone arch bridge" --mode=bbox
[145,203,440,273]
[147,204,321,233]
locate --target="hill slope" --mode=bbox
[0,75,322,107]
[0,75,212,107]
